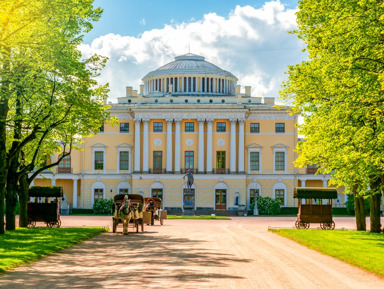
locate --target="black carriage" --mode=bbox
[28,186,63,228]
[143,197,167,226]
[294,187,338,229]
[112,194,144,233]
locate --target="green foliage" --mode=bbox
[92,198,113,215]
[251,196,281,215]
[0,227,107,273]
[272,229,384,277]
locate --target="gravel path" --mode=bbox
[0,216,383,289]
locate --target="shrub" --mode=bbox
[345,194,370,215]
[251,196,281,215]
[92,198,113,215]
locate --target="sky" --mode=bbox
[80,0,306,103]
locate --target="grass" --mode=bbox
[271,229,384,277]
[0,227,107,273]
[167,215,231,220]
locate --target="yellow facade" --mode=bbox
[33,53,341,213]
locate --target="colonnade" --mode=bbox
[143,76,236,95]
[134,118,245,173]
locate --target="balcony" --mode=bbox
[212,168,230,174]
[57,167,73,174]
[149,168,166,174]
[180,168,198,174]
[306,165,319,174]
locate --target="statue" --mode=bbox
[183,169,194,194]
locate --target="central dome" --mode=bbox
[143,53,237,79]
[142,53,238,96]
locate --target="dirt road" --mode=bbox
[0,216,383,288]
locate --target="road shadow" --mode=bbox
[0,232,250,288]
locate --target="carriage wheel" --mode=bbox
[295,221,309,229]
[112,219,117,233]
[28,219,36,228]
[321,221,335,230]
[46,222,53,228]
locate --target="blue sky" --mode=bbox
[80,1,305,102]
[84,0,299,44]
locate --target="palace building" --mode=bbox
[33,53,346,214]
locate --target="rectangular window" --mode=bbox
[275,189,285,205]
[119,188,129,194]
[153,151,162,169]
[216,151,226,172]
[58,155,71,168]
[275,152,285,171]
[185,122,194,132]
[275,123,285,133]
[153,122,163,132]
[250,123,260,133]
[94,151,104,170]
[99,124,104,132]
[185,151,194,169]
[94,189,103,202]
[120,123,129,132]
[216,122,226,132]
[250,152,259,170]
[152,188,163,200]
[119,151,129,170]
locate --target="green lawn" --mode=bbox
[167,215,231,220]
[271,229,384,276]
[0,227,107,273]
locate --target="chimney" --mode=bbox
[245,86,251,97]
[126,86,133,96]
[132,90,138,97]
[140,85,144,95]
[235,85,241,96]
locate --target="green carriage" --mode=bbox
[294,187,338,230]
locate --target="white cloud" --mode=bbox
[79,1,306,103]
[139,18,146,26]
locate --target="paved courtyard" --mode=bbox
[0,216,383,288]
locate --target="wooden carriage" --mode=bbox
[143,197,167,226]
[28,186,63,228]
[112,194,144,233]
[294,187,338,230]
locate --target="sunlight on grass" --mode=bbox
[271,229,384,276]
[0,227,107,273]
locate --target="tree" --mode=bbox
[280,0,384,232]
[0,0,111,233]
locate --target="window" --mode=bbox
[250,123,260,133]
[94,151,104,170]
[215,189,227,210]
[153,122,163,132]
[275,189,285,205]
[153,151,162,172]
[152,189,163,200]
[120,123,129,132]
[275,152,285,171]
[275,123,285,133]
[119,188,129,194]
[58,154,71,168]
[216,151,226,173]
[185,151,194,169]
[94,189,103,202]
[216,122,226,132]
[99,124,104,132]
[250,152,259,170]
[119,151,129,170]
[185,122,194,132]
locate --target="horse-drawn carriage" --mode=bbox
[112,194,144,234]
[28,186,63,228]
[143,197,167,225]
[294,187,338,229]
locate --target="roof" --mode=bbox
[293,187,338,199]
[143,53,238,80]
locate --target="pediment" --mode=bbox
[91,143,107,148]
[246,143,263,149]
[116,143,132,148]
[271,143,288,149]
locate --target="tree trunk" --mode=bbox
[369,193,382,233]
[19,174,29,228]
[354,189,366,231]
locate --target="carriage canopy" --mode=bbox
[294,187,338,199]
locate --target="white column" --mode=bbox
[173,77,176,92]
[134,119,141,172]
[175,119,181,172]
[143,119,149,172]
[205,77,207,93]
[198,119,205,173]
[166,119,173,172]
[301,180,306,187]
[230,119,237,173]
[238,119,245,173]
[199,77,202,93]
[72,179,78,208]
[51,178,56,186]
[206,119,213,173]
[323,179,328,188]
